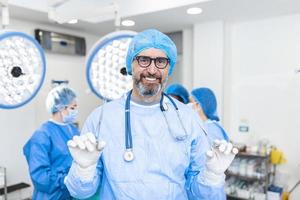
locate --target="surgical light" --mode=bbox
[0,31,46,109]
[86,30,136,101]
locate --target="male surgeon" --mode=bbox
[65,29,237,200]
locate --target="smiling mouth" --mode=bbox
[145,77,157,81]
[142,76,162,84]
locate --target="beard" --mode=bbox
[133,71,168,98]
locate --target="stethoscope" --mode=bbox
[123,90,188,162]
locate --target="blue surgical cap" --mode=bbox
[126,29,177,75]
[165,84,189,104]
[191,87,220,121]
[46,85,77,114]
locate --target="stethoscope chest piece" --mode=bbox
[124,149,134,162]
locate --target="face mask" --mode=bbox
[62,109,78,123]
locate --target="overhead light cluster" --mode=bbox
[86,31,137,101]
[0,32,46,109]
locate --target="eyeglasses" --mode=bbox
[135,56,170,69]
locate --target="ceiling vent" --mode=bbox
[34,29,86,56]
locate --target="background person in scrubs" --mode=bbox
[190,87,229,142]
[23,85,79,200]
[165,83,189,104]
[64,29,237,200]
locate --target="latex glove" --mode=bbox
[67,132,105,180]
[204,139,238,185]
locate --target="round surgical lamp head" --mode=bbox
[86,30,136,101]
[0,31,46,109]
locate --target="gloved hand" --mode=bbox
[203,139,238,185]
[67,132,105,180]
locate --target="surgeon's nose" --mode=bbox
[147,61,157,74]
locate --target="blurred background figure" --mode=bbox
[23,85,79,200]
[189,87,230,200]
[165,83,189,104]
[190,87,229,142]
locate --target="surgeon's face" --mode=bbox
[132,48,169,99]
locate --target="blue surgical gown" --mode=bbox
[65,95,225,200]
[23,120,79,200]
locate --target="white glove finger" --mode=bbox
[216,140,227,152]
[206,150,214,158]
[73,135,86,150]
[97,140,106,151]
[224,142,233,155]
[86,132,96,144]
[232,147,239,155]
[84,139,95,152]
[213,139,222,147]
[67,140,77,148]
[80,134,88,142]
[218,143,226,152]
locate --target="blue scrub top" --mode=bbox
[23,120,79,200]
[65,95,226,200]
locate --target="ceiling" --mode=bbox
[5,0,300,35]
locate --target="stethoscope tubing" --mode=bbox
[124,90,185,151]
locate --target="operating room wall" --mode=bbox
[192,21,225,119]
[165,31,183,86]
[192,15,300,199]
[181,29,193,90]
[228,14,300,199]
[0,18,102,187]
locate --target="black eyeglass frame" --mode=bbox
[134,56,170,69]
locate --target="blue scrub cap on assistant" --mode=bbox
[126,29,177,75]
[165,83,189,104]
[191,87,220,121]
[46,85,77,114]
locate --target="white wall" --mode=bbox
[0,18,102,187]
[191,15,300,199]
[229,14,300,199]
[181,28,194,90]
[192,21,225,119]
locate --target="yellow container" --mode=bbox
[270,148,282,164]
[270,148,286,164]
[281,191,289,200]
